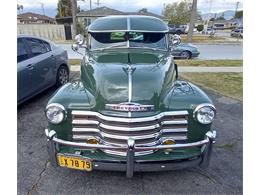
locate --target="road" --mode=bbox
[18,72,242,195]
[58,43,243,60]
[196,44,243,60]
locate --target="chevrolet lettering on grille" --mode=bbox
[105,103,154,112]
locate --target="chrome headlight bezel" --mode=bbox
[45,103,67,124]
[193,103,216,124]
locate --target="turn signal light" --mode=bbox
[162,139,176,145]
[86,137,99,144]
[162,139,176,153]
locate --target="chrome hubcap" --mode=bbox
[59,69,68,84]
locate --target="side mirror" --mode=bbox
[170,34,181,46]
[72,34,87,55]
[75,34,85,45]
[71,43,80,52]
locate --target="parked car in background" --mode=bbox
[213,23,225,30]
[168,24,187,35]
[171,43,200,59]
[202,27,215,35]
[44,16,216,178]
[17,35,70,105]
[231,28,243,38]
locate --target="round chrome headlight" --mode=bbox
[45,103,66,124]
[194,104,216,124]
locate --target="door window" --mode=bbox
[17,38,29,63]
[25,38,49,57]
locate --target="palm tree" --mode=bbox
[17,4,23,14]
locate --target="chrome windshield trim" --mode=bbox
[71,110,189,122]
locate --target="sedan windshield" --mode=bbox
[90,32,167,50]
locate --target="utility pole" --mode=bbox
[235,1,240,16]
[88,0,92,10]
[40,3,45,16]
[71,0,77,38]
[95,0,100,7]
[187,0,197,42]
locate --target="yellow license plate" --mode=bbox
[57,155,92,171]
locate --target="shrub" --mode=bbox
[197,24,204,32]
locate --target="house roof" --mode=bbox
[124,11,164,19]
[77,6,164,19]
[17,12,55,22]
[88,15,168,33]
[77,6,124,17]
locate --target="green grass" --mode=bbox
[69,59,81,65]
[176,60,243,67]
[181,35,226,43]
[180,73,243,101]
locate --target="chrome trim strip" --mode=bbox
[88,29,169,33]
[160,128,188,133]
[72,133,187,141]
[161,120,188,125]
[72,128,100,133]
[71,110,189,123]
[72,120,99,125]
[126,138,135,178]
[72,127,187,134]
[99,123,160,131]
[45,129,213,151]
[102,149,154,157]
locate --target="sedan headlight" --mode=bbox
[45,103,66,124]
[193,103,216,124]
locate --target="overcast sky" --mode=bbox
[17,0,243,17]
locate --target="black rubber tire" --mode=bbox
[180,51,192,59]
[56,65,69,87]
[176,30,182,35]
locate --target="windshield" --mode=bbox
[90,32,167,50]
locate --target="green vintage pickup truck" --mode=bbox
[44,15,216,178]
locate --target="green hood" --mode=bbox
[80,49,176,112]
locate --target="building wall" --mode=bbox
[17,24,67,41]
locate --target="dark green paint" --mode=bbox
[47,47,213,161]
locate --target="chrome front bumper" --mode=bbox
[45,129,216,178]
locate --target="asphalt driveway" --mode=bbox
[18,72,242,195]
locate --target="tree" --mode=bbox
[197,24,204,32]
[56,0,72,18]
[17,4,23,14]
[138,8,148,13]
[162,0,200,25]
[209,17,215,21]
[216,16,225,20]
[234,10,243,18]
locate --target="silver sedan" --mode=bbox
[17,35,70,104]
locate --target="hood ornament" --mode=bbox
[105,102,154,112]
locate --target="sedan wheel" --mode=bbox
[180,51,191,59]
[56,66,69,87]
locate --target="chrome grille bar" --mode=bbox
[71,110,189,156]
[72,110,188,123]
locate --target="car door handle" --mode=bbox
[26,64,34,70]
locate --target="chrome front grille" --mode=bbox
[71,110,189,156]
